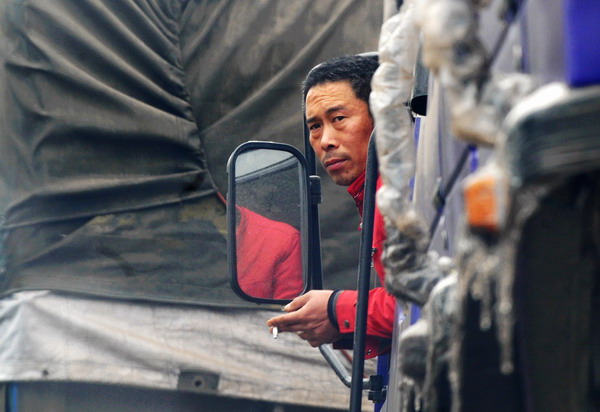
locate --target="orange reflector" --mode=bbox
[463,167,506,232]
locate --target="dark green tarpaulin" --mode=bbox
[0,0,382,305]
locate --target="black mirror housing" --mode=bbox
[227,141,312,304]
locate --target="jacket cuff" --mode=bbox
[327,290,342,330]
[335,290,358,333]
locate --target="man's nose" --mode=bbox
[320,126,340,151]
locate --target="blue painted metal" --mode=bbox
[7,383,18,412]
[564,0,600,86]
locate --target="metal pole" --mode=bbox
[304,119,323,290]
[350,134,379,411]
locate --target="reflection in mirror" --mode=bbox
[234,148,307,301]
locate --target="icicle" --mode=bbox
[495,183,553,374]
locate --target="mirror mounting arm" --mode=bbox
[319,344,370,390]
[309,175,322,205]
[308,174,323,290]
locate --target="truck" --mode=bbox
[228,0,600,411]
[1,0,599,411]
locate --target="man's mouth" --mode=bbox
[323,157,348,173]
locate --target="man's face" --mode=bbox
[305,81,374,186]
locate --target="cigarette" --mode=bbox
[272,326,278,339]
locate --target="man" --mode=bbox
[267,55,396,358]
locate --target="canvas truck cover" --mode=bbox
[0,0,383,305]
[0,1,383,408]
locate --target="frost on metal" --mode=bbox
[393,272,458,412]
[410,0,539,396]
[373,0,556,407]
[398,318,428,411]
[371,0,445,306]
[465,82,600,378]
[449,86,580,403]
[376,0,598,410]
[451,178,551,398]
[371,0,422,235]
[422,274,458,412]
[415,0,534,146]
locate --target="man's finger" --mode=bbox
[266,312,305,331]
[282,293,310,312]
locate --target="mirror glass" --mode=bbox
[232,147,307,301]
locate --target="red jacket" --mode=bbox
[236,206,304,300]
[333,172,396,358]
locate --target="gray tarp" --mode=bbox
[0,0,383,305]
[0,290,377,409]
[0,0,383,408]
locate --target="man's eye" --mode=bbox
[332,116,345,122]
[308,123,321,131]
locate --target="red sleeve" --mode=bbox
[237,207,303,299]
[333,288,396,358]
[335,288,396,337]
[272,228,304,300]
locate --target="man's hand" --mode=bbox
[267,290,343,347]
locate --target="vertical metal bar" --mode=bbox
[304,120,323,290]
[350,134,379,411]
[304,118,317,176]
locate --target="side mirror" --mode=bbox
[227,141,310,304]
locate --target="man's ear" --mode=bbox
[368,116,375,133]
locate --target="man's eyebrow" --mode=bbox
[305,106,346,125]
[305,115,318,125]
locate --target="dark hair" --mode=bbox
[302,54,379,110]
